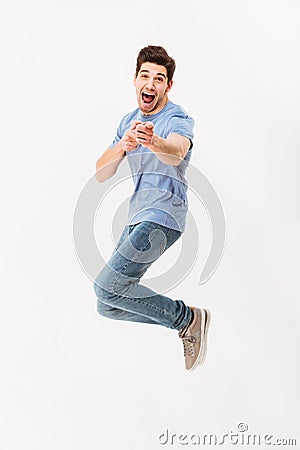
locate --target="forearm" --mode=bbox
[95,141,125,183]
[148,134,190,166]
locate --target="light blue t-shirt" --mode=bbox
[110,101,194,232]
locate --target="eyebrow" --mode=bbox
[139,69,167,79]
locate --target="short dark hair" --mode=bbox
[135,45,176,82]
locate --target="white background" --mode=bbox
[1,0,299,449]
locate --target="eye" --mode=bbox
[140,73,148,79]
[155,77,164,82]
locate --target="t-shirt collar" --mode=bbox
[139,100,172,120]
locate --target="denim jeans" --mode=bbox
[94,221,192,330]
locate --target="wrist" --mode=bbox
[148,134,161,152]
[114,140,127,157]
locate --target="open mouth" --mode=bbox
[142,92,155,104]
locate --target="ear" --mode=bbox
[166,80,173,93]
[133,75,137,87]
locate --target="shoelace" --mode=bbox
[180,335,197,357]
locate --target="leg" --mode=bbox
[96,301,160,324]
[96,224,159,324]
[94,221,192,330]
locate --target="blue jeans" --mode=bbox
[94,221,192,330]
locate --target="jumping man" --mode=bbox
[94,45,210,371]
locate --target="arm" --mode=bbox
[135,122,191,166]
[95,141,125,183]
[95,121,141,183]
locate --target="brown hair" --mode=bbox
[135,45,176,82]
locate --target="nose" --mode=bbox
[145,77,155,90]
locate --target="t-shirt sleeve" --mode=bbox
[109,121,123,148]
[109,112,133,148]
[166,115,195,148]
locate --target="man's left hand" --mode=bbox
[135,122,154,147]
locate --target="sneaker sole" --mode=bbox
[188,308,211,372]
[198,309,211,366]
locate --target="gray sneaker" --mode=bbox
[178,307,211,371]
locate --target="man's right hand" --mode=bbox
[95,121,141,183]
[122,120,142,152]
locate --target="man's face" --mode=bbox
[134,62,173,115]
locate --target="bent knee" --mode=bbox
[93,281,110,302]
[93,264,119,297]
[94,267,135,298]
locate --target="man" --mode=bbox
[94,46,210,371]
